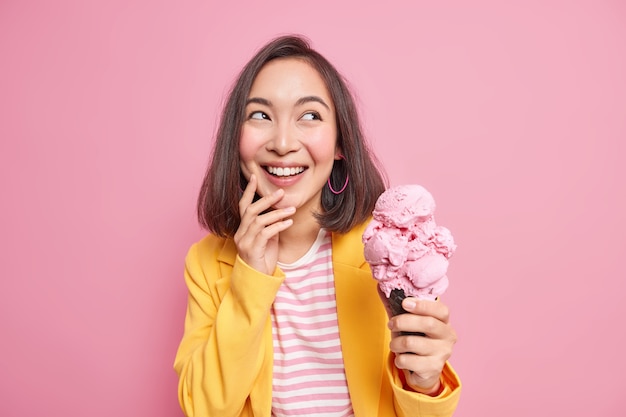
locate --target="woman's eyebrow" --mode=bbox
[246,97,272,106]
[295,96,330,110]
[245,96,330,110]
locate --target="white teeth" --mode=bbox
[267,166,304,177]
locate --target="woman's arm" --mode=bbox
[173,242,284,417]
[174,175,294,416]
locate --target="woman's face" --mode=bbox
[239,57,340,214]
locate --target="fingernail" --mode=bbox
[284,207,295,213]
[403,299,416,310]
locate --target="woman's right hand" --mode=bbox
[234,174,295,275]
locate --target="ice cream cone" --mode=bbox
[363,185,457,338]
[387,288,426,337]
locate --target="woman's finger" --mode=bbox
[390,314,446,339]
[401,298,451,324]
[240,185,287,222]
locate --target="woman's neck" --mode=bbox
[277,210,322,264]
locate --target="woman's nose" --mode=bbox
[266,123,300,155]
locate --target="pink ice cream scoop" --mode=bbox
[362,185,457,317]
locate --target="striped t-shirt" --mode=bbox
[270,229,354,417]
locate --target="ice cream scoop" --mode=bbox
[362,184,457,319]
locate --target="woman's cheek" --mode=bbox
[239,127,257,162]
[308,130,338,168]
[239,128,264,175]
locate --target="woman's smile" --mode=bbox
[264,165,306,177]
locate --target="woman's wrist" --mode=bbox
[406,374,444,397]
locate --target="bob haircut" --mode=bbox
[198,34,387,237]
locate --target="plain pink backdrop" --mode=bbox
[1,0,625,416]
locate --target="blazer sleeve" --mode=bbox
[386,354,462,417]
[173,239,284,417]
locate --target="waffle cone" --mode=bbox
[387,289,425,337]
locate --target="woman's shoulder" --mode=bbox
[185,233,237,268]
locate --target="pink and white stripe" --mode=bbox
[271,230,353,417]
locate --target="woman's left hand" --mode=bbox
[387,297,457,395]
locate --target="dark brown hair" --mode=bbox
[198,34,387,237]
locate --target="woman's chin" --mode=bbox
[271,200,294,210]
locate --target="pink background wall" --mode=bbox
[1,0,625,415]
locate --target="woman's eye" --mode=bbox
[249,111,269,120]
[301,112,321,121]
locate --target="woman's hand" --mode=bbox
[234,174,295,275]
[387,297,457,395]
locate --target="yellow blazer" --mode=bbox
[174,222,461,416]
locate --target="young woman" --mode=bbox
[174,35,461,417]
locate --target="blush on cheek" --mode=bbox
[307,133,338,162]
[238,125,264,162]
[238,130,260,184]
[238,145,254,164]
